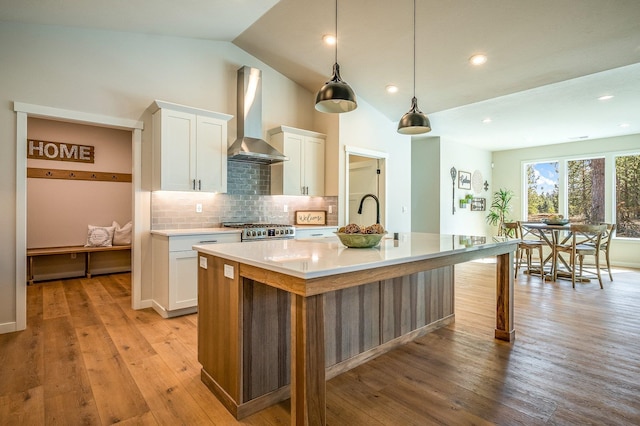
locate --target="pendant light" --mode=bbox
[397,0,431,134]
[315,0,357,113]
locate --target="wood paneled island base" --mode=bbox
[195,234,517,425]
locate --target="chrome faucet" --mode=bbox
[357,193,380,224]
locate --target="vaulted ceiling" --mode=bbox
[2,0,640,150]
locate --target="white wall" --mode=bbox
[492,134,640,267]
[411,136,440,233]
[439,139,493,236]
[336,98,413,233]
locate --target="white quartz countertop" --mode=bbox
[194,233,514,279]
[150,228,241,237]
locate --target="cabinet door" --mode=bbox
[196,115,227,193]
[169,250,198,310]
[283,133,304,195]
[303,136,325,196]
[159,109,197,191]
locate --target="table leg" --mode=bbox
[291,294,326,425]
[495,251,515,342]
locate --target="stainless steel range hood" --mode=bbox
[228,66,288,164]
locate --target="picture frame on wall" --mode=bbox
[471,198,486,211]
[458,171,471,190]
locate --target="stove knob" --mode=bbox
[251,231,257,237]
[276,229,281,235]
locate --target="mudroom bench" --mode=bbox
[26,244,131,285]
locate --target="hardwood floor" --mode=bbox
[1,264,639,425]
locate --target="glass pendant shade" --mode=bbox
[397,97,431,134]
[315,63,357,113]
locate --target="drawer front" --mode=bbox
[169,233,240,252]
[295,227,338,239]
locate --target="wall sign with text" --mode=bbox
[27,139,95,163]
[295,210,327,225]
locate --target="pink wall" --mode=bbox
[27,118,132,248]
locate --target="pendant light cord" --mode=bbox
[412,0,416,98]
[335,0,338,64]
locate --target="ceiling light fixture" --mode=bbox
[469,54,488,66]
[386,84,399,93]
[322,34,336,45]
[482,118,492,124]
[315,0,357,113]
[619,123,630,128]
[598,95,614,101]
[397,0,431,135]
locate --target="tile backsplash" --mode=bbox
[152,161,338,229]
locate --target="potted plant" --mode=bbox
[486,188,514,236]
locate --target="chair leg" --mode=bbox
[571,254,576,289]
[605,249,613,281]
[537,246,545,279]
[595,252,603,289]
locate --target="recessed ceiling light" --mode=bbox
[385,85,398,93]
[620,123,630,128]
[598,95,614,101]
[322,34,336,45]
[482,118,492,124]
[469,54,488,66]
[569,135,589,140]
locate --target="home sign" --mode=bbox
[27,139,95,163]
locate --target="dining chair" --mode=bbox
[553,224,607,288]
[501,222,545,279]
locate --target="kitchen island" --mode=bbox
[194,233,517,425]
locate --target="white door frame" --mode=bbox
[13,102,144,331]
[344,145,388,227]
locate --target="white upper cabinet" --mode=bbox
[151,100,232,192]
[269,126,326,196]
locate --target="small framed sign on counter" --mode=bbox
[295,210,327,225]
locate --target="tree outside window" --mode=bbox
[616,154,640,238]
[567,158,605,224]
[526,162,559,221]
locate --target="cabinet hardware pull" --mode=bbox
[193,179,196,190]
[199,240,218,244]
[198,179,201,190]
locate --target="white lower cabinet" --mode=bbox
[151,232,240,318]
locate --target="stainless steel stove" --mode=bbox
[223,223,296,241]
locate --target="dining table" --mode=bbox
[520,222,586,281]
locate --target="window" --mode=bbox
[615,154,640,238]
[526,161,558,221]
[567,158,605,224]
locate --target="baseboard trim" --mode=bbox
[0,321,18,334]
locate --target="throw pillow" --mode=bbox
[112,220,132,246]
[85,225,115,247]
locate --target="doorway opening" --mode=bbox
[345,146,388,228]
[13,102,143,332]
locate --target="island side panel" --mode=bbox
[381,266,454,343]
[242,279,291,401]
[324,283,381,367]
[198,254,242,408]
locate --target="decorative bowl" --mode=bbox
[334,232,386,248]
[542,218,569,225]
